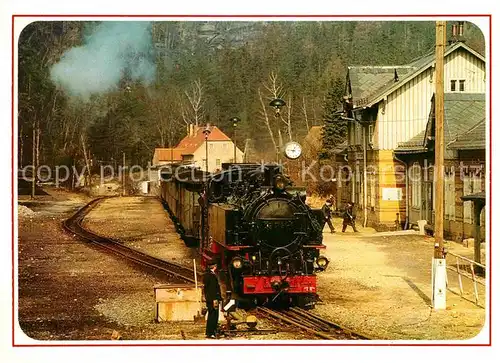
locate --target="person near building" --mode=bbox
[342,201,359,233]
[322,199,336,233]
[203,261,222,339]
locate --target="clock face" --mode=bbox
[284,141,302,160]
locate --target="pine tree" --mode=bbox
[319,77,347,160]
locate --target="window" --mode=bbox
[444,167,455,221]
[472,169,483,225]
[367,167,376,208]
[349,122,355,145]
[355,122,362,145]
[463,174,473,224]
[355,175,362,205]
[463,167,483,224]
[459,80,465,92]
[451,79,465,92]
[410,163,422,208]
[368,124,374,145]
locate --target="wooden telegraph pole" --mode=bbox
[432,20,447,310]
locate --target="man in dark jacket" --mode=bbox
[342,201,359,232]
[321,199,335,233]
[203,261,222,339]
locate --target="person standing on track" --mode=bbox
[203,261,222,339]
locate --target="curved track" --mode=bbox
[64,197,371,340]
[256,306,372,340]
[62,197,201,284]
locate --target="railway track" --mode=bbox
[64,197,371,340]
[62,197,201,284]
[256,306,372,340]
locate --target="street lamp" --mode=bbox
[202,124,212,255]
[203,125,211,174]
[269,98,286,162]
[269,98,286,118]
[230,116,241,163]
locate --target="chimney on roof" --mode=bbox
[458,21,464,37]
[449,21,465,45]
[189,123,194,136]
[394,69,399,82]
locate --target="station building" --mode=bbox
[340,41,486,241]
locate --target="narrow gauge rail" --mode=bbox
[62,197,201,284]
[256,306,372,340]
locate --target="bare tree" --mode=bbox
[184,79,205,126]
[281,95,293,142]
[257,87,278,153]
[262,71,294,143]
[301,96,310,131]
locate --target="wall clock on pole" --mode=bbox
[284,141,302,160]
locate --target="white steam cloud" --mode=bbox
[50,21,156,99]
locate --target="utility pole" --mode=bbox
[432,20,447,310]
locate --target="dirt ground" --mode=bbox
[16,191,488,342]
[315,218,487,341]
[16,191,300,341]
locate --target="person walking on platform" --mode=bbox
[342,201,359,233]
[322,199,336,233]
[203,261,222,339]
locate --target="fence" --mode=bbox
[445,251,486,308]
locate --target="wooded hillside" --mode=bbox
[18,20,485,174]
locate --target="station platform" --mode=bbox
[316,217,487,341]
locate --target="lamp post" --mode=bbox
[230,116,241,163]
[269,98,286,163]
[202,125,212,254]
[203,124,211,175]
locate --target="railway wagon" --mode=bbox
[160,166,205,246]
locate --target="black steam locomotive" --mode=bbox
[160,163,329,308]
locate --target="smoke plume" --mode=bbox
[50,21,156,99]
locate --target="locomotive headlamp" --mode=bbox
[316,256,329,269]
[274,175,286,191]
[231,257,243,269]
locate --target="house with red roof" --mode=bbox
[152,124,243,172]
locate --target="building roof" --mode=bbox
[154,148,186,162]
[176,125,232,154]
[349,42,485,108]
[461,191,486,202]
[348,66,417,107]
[395,93,485,155]
[442,93,485,147]
[448,119,486,150]
[394,130,428,153]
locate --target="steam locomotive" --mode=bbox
[159,163,329,308]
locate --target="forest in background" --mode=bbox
[17,20,485,182]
